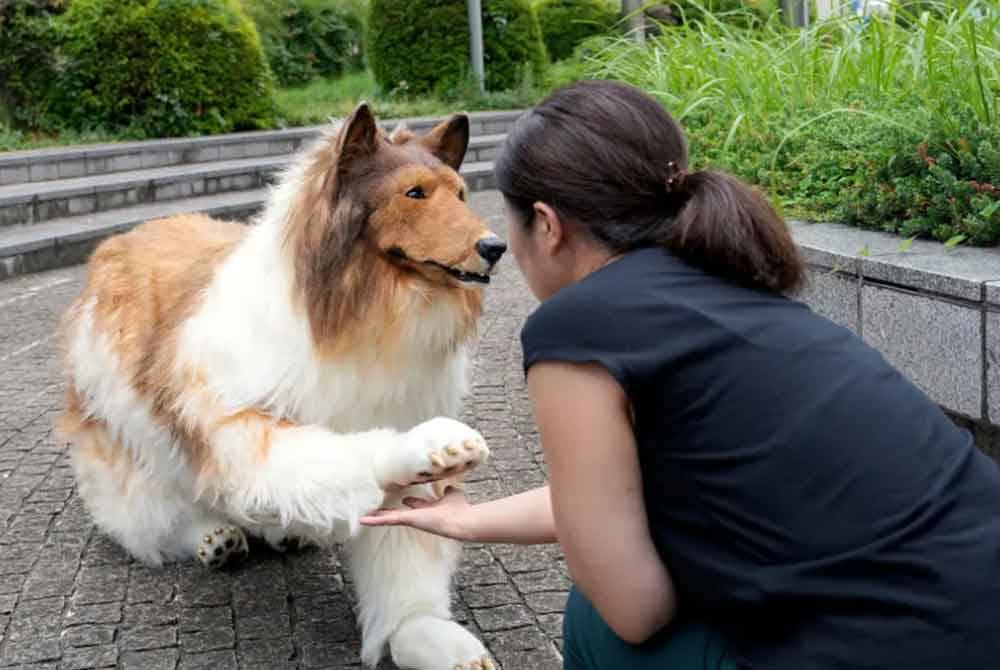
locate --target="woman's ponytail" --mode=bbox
[667,170,804,293]
[495,80,805,294]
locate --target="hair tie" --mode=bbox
[664,161,688,193]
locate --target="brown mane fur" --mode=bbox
[280,107,489,358]
[58,214,246,468]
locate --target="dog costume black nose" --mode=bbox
[476,237,507,265]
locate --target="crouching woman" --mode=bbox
[364,80,1000,670]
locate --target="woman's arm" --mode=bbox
[360,485,557,545]
[528,360,677,644]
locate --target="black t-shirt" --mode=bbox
[521,246,1000,670]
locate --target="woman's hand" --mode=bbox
[362,486,557,545]
[361,487,475,541]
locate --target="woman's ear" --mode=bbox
[532,202,564,255]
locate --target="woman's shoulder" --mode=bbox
[520,247,692,353]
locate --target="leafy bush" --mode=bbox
[535,0,619,62]
[583,1,1000,246]
[243,0,363,86]
[368,0,547,95]
[643,0,768,30]
[48,0,276,137]
[0,0,65,128]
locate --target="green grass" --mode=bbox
[581,0,1000,245]
[274,69,550,124]
[1,65,574,151]
[0,122,123,153]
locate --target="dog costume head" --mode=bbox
[283,103,505,349]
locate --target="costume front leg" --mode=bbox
[185,398,487,543]
[346,520,494,670]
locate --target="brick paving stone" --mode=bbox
[236,638,296,666]
[510,568,571,594]
[178,606,231,633]
[483,625,552,653]
[0,638,62,666]
[124,601,178,628]
[60,644,118,670]
[461,583,522,609]
[179,649,239,670]
[0,596,17,615]
[0,192,569,669]
[65,602,122,626]
[524,591,570,615]
[71,565,128,605]
[494,646,563,670]
[457,562,509,588]
[121,624,179,651]
[471,605,536,633]
[235,612,292,640]
[12,596,63,618]
[179,627,236,654]
[60,624,116,648]
[4,614,62,642]
[536,613,565,638]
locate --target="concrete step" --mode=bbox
[0,110,521,187]
[0,160,496,281]
[0,134,506,227]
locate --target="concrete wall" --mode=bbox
[789,220,1000,455]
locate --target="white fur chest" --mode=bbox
[294,348,470,432]
[178,222,473,435]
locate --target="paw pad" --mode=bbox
[197,525,247,569]
[379,417,491,490]
[411,435,488,485]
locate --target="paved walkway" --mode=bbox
[0,191,567,670]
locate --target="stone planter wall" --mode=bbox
[789,220,1000,456]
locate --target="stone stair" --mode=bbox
[0,110,518,280]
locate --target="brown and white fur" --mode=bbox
[56,103,506,670]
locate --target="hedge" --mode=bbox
[535,0,619,62]
[367,0,547,96]
[0,0,64,128]
[243,0,364,87]
[47,0,276,137]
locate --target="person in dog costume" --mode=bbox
[363,80,1000,670]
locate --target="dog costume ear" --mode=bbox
[337,102,379,167]
[422,113,470,171]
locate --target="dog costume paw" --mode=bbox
[389,615,493,670]
[377,417,489,490]
[451,656,495,670]
[263,527,312,553]
[197,525,248,568]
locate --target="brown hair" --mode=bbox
[494,80,804,293]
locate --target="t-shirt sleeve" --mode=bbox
[519,289,632,393]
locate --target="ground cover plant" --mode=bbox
[586,0,1000,245]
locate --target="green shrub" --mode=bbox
[583,3,1000,246]
[368,0,547,96]
[49,0,276,137]
[645,0,768,30]
[244,0,363,86]
[535,0,619,62]
[0,0,65,128]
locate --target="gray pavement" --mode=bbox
[0,191,567,670]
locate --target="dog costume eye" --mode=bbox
[406,186,425,199]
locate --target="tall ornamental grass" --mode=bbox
[584,1,1000,245]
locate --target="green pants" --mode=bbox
[563,587,737,670]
